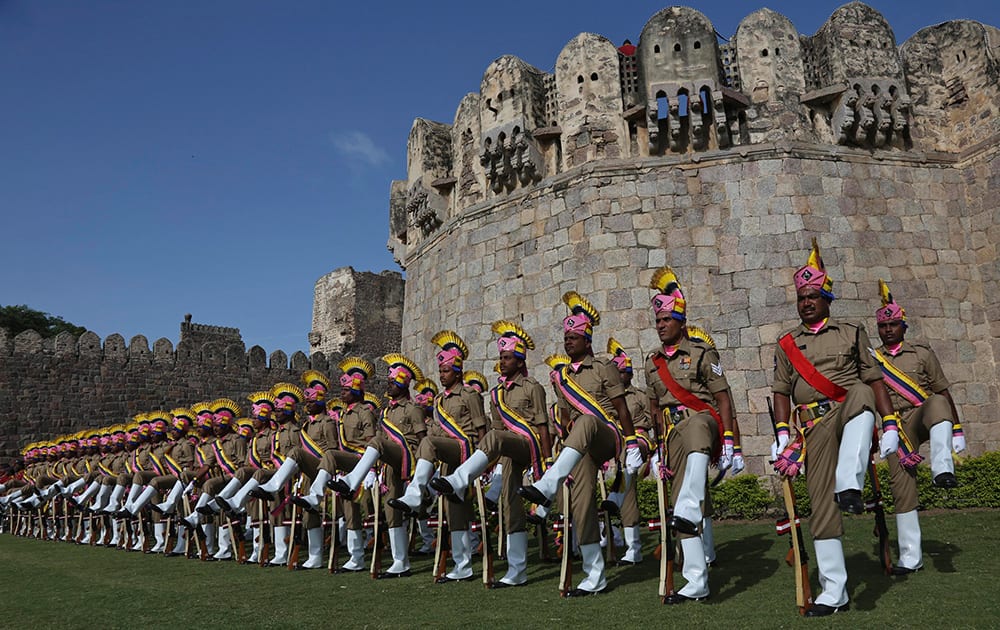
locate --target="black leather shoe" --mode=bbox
[891,565,921,576]
[933,472,958,489]
[435,575,473,584]
[248,488,275,501]
[429,477,456,496]
[517,485,551,508]
[289,496,319,514]
[600,500,620,517]
[490,580,526,589]
[377,570,412,579]
[835,490,864,514]
[565,587,602,597]
[804,603,848,617]
[327,478,352,496]
[669,515,699,536]
[664,593,705,605]
[386,498,415,515]
[196,504,218,516]
[332,565,365,574]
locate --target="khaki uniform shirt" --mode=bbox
[489,373,548,430]
[164,438,196,471]
[431,384,488,438]
[557,355,626,421]
[337,404,377,452]
[645,337,728,409]
[624,384,652,433]
[773,318,882,406]
[381,398,427,450]
[193,437,217,469]
[876,341,950,413]
[269,422,301,464]
[246,427,274,469]
[214,431,247,473]
[301,412,339,454]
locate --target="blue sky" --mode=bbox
[2,0,997,355]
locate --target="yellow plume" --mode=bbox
[562,291,600,325]
[431,330,469,359]
[491,320,535,350]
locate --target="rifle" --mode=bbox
[495,478,506,560]
[163,513,176,556]
[474,478,494,588]
[868,427,893,575]
[75,506,87,544]
[139,511,152,554]
[597,467,616,564]
[431,495,449,582]
[183,493,207,561]
[370,476,384,579]
[654,403,675,603]
[229,513,246,564]
[768,396,813,615]
[327,491,340,573]
[287,475,304,570]
[558,478,573,597]
[257,497,271,568]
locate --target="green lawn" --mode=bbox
[1,510,997,629]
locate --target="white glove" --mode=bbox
[719,443,734,471]
[770,434,789,461]
[362,470,378,489]
[879,429,900,458]
[953,434,967,453]
[625,445,644,475]
[649,451,660,476]
[731,454,745,475]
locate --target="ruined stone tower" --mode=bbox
[386,3,1000,475]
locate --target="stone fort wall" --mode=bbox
[0,321,392,464]
[388,3,1000,476]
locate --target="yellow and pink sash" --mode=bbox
[212,441,238,477]
[248,435,266,470]
[492,385,544,478]
[434,395,473,461]
[148,452,166,476]
[163,453,183,477]
[381,406,414,480]
[874,349,929,408]
[338,406,367,456]
[552,366,622,456]
[270,432,285,467]
[300,427,324,459]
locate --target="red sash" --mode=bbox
[651,354,723,459]
[777,333,847,403]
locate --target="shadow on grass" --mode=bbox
[923,538,960,573]
[846,551,894,611]
[710,533,779,603]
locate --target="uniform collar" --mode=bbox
[500,371,525,389]
[796,316,843,335]
[654,336,693,358]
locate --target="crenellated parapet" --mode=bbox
[390,2,999,266]
[0,328,310,370]
[385,2,1000,473]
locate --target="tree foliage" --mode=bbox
[0,304,87,339]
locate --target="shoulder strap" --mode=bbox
[650,354,721,422]
[777,333,848,403]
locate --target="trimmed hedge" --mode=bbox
[631,451,1000,521]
